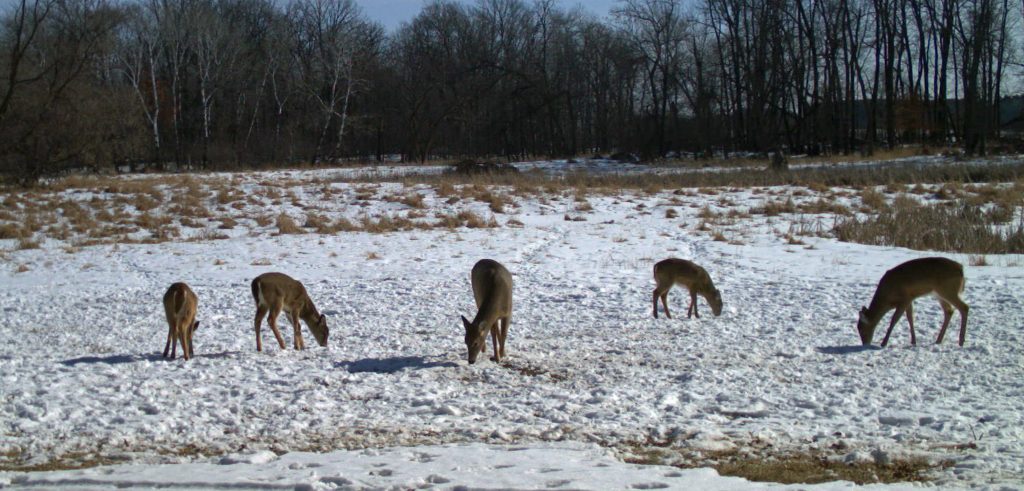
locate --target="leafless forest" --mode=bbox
[0,0,1020,184]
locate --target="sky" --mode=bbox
[357,0,620,31]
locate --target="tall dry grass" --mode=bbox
[833,197,1024,253]
[370,160,1024,197]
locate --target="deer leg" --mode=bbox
[905,302,917,346]
[949,298,970,347]
[267,305,287,349]
[489,322,500,362]
[880,307,905,347]
[178,322,191,361]
[254,305,268,352]
[168,320,180,359]
[499,316,509,359]
[688,290,700,319]
[163,323,174,358]
[660,291,672,319]
[936,299,954,344]
[291,312,304,350]
[652,289,661,318]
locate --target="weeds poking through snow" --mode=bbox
[834,197,1024,253]
[17,237,40,250]
[275,213,303,235]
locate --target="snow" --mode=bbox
[2,442,927,490]
[1,161,1023,489]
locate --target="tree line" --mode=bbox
[0,0,1019,183]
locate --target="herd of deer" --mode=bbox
[162,256,970,363]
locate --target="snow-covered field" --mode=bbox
[1,161,1022,490]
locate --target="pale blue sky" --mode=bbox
[357,0,620,31]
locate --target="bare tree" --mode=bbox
[290,0,380,164]
[114,3,163,162]
[614,0,688,158]
[0,0,127,183]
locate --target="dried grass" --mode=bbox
[17,237,40,250]
[275,213,304,235]
[0,223,26,240]
[400,192,426,209]
[834,197,1024,253]
[751,198,796,216]
[860,188,887,211]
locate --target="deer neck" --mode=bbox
[470,297,503,333]
[864,290,893,324]
[297,299,320,325]
[696,277,714,296]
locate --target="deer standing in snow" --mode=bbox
[856,257,969,347]
[162,282,199,360]
[652,258,723,319]
[461,259,513,364]
[251,272,328,351]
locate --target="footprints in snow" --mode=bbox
[297,444,683,490]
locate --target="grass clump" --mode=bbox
[859,187,888,211]
[435,210,498,229]
[0,223,27,239]
[834,197,1024,253]
[275,213,304,235]
[714,454,936,485]
[751,198,796,216]
[400,192,426,209]
[360,214,422,233]
[17,237,40,250]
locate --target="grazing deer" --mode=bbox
[251,272,328,351]
[461,259,513,364]
[652,258,723,319]
[857,257,969,347]
[162,282,199,360]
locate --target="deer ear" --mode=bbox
[859,308,869,323]
[461,315,471,331]
[192,321,200,332]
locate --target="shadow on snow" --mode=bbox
[338,356,459,374]
[61,350,244,366]
[816,345,880,355]
[61,353,164,366]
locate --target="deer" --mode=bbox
[856,257,970,347]
[162,282,199,360]
[251,272,328,351]
[460,259,513,364]
[652,258,723,319]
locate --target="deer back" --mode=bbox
[655,258,714,293]
[470,259,513,318]
[252,272,313,313]
[872,257,964,309]
[163,282,198,322]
